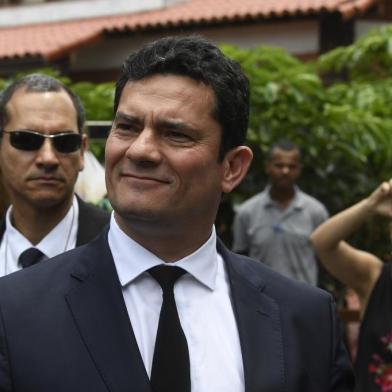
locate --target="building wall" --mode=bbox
[71,20,319,72]
[0,0,163,27]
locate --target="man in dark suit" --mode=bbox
[0,36,354,391]
[0,74,109,275]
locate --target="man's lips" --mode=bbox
[120,173,170,184]
[28,176,64,183]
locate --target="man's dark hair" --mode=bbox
[0,73,85,133]
[115,35,249,160]
[266,139,302,161]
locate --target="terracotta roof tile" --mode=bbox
[0,0,379,60]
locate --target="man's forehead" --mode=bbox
[7,89,74,114]
[5,89,78,130]
[116,75,216,121]
[7,88,70,106]
[270,148,301,160]
[120,74,213,101]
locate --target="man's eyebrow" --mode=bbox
[113,112,141,124]
[158,119,197,134]
[113,113,199,134]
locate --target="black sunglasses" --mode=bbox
[2,130,82,153]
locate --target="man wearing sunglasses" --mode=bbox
[0,74,109,275]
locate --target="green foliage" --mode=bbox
[318,25,392,81]
[71,81,114,121]
[221,33,392,264]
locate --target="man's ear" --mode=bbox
[221,146,253,193]
[79,134,88,172]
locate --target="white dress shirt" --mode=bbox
[0,195,79,277]
[109,215,245,392]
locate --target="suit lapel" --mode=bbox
[75,196,109,246]
[219,241,285,392]
[75,197,93,246]
[65,233,151,392]
[0,217,5,241]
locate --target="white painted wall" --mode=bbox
[72,20,319,71]
[0,0,164,27]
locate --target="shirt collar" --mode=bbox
[109,214,218,291]
[5,195,79,260]
[263,185,304,210]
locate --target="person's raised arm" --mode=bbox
[311,180,392,312]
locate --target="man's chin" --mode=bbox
[115,208,160,222]
[29,194,71,210]
[275,182,294,190]
[112,202,173,227]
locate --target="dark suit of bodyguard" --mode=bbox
[0,37,354,391]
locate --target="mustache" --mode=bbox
[26,173,65,182]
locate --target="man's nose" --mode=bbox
[35,138,60,166]
[282,166,290,174]
[125,128,162,164]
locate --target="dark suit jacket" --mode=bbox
[0,196,110,247]
[0,231,354,391]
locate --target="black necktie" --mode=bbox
[149,265,191,392]
[18,248,45,268]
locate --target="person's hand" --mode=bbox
[366,179,392,217]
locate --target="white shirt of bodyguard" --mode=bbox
[109,214,245,392]
[0,195,79,277]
